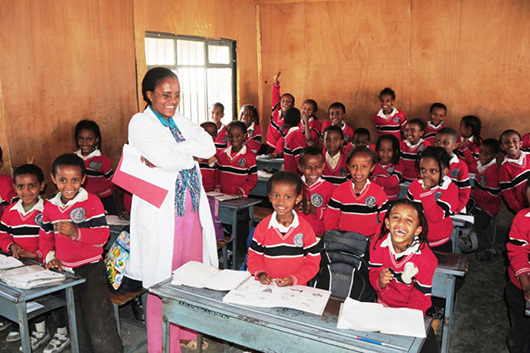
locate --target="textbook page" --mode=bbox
[0,254,23,270]
[171,261,250,291]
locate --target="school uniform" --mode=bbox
[245,122,262,154]
[424,121,443,145]
[369,234,437,314]
[266,84,288,149]
[0,174,17,219]
[372,161,405,201]
[457,136,481,174]
[407,176,458,248]
[299,116,322,146]
[215,125,228,151]
[322,149,349,185]
[39,188,122,353]
[216,145,258,196]
[500,151,530,213]
[299,177,336,236]
[400,139,431,182]
[324,180,388,237]
[522,133,530,152]
[321,120,354,145]
[448,154,471,214]
[373,107,406,141]
[506,209,530,353]
[0,197,45,259]
[248,211,321,286]
[198,156,217,192]
[283,126,307,173]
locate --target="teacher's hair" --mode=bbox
[142,67,178,106]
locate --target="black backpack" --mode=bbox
[311,229,375,302]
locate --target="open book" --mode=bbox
[171,261,250,291]
[0,265,66,289]
[223,277,331,315]
[205,192,240,202]
[0,254,23,270]
[337,298,426,338]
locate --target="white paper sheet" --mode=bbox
[120,144,174,189]
[105,215,131,226]
[205,192,240,202]
[0,254,23,270]
[171,261,250,291]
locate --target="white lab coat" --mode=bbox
[124,107,218,288]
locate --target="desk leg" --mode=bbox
[232,210,238,270]
[66,287,80,353]
[162,300,170,353]
[441,274,457,353]
[16,302,30,353]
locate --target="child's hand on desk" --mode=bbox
[9,244,22,259]
[258,272,273,285]
[236,189,245,197]
[213,187,221,193]
[56,222,78,240]
[379,268,394,289]
[47,259,62,271]
[275,276,293,287]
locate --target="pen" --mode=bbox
[352,335,406,351]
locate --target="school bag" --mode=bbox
[311,229,375,302]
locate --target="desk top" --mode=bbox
[434,252,468,277]
[219,197,262,209]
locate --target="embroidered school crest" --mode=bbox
[417,144,425,153]
[344,135,351,142]
[393,116,400,123]
[480,175,487,185]
[451,168,460,178]
[293,233,304,247]
[387,166,395,175]
[238,158,246,167]
[340,168,348,177]
[70,207,86,224]
[89,160,102,170]
[34,213,43,226]
[434,191,443,200]
[311,193,324,208]
[222,135,228,143]
[365,196,376,208]
[280,125,289,132]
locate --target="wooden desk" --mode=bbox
[151,279,429,353]
[0,267,85,353]
[432,252,468,353]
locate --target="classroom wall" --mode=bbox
[257,0,530,141]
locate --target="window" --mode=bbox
[145,33,236,125]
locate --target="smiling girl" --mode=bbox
[372,134,404,201]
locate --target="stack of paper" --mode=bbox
[0,265,66,289]
[337,298,426,338]
[205,192,240,202]
[223,278,331,315]
[171,261,250,291]
[0,254,23,270]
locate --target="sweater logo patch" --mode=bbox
[387,166,394,174]
[311,193,324,207]
[434,191,443,200]
[451,168,460,178]
[480,175,486,185]
[70,207,86,224]
[365,196,376,208]
[417,144,425,152]
[89,161,102,170]
[34,213,43,226]
[340,167,348,177]
[293,233,304,247]
[238,158,246,167]
[393,116,400,123]
[222,135,228,143]
[344,135,351,142]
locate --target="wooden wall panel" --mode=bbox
[0,0,137,190]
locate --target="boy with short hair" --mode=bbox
[424,103,447,145]
[199,122,219,191]
[40,154,123,353]
[351,128,376,151]
[373,88,406,142]
[435,127,471,214]
[401,118,431,182]
[499,130,530,213]
[0,147,17,219]
[211,102,228,151]
[321,102,354,145]
[281,108,307,173]
[321,126,349,185]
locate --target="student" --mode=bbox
[369,199,440,353]
[499,129,530,213]
[522,132,530,152]
[373,88,406,142]
[74,120,117,215]
[506,178,530,353]
[215,121,258,196]
[401,119,431,182]
[350,128,376,151]
[266,71,295,155]
[321,126,349,185]
[212,102,228,151]
[247,171,321,286]
[435,127,471,214]
[280,108,307,173]
[239,104,262,154]
[39,154,122,353]
[300,99,322,147]
[324,147,388,237]
[372,134,404,201]
[0,146,17,219]
[298,147,336,237]
[424,103,447,145]
[321,102,354,144]
[198,122,218,192]
[458,115,482,174]
[407,147,459,252]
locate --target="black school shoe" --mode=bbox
[131,296,145,323]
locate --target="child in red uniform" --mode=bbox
[74,120,117,215]
[40,154,122,353]
[424,103,447,145]
[321,102,354,145]
[0,147,17,219]
[401,119,431,182]
[373,134,404,201]
[239,104,262,154]
[500,130,530,214]
[198,122,218,191]
[457,115,482,174]
[435,128,471,214]
[298,147,336,237]
[373,88,406,142]
[212,102,229,151]
[349,128,376,152]
[522,132,530,152]
[407,147,459,252]
[300,99,321,147]
[321,126,349,185]
[266,71,295,155]
[325,147,388,237]
[369,199,439,353]
[506,177,530,353]
[248,171,321,286]
[280,108,307,173]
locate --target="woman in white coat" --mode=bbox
[126,67,218,352]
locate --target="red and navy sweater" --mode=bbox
[407,176,458,247]
[199,156,217,192]
[215,145,258,196]
[522,133,530,152]
[325,180,388,237]
[0,174,17,219]
[424,121,444,145]
[215,125,228,152]
[299,117,322,146]
[369,234,437,315]
[248,212,321,286]
[245,123,262,154]
[372,161,405,201]
[75,149,114,198]
[471,159,501,217]
[448,154,471,214]
[373,108,406,142]
[457,136,481,174]
[500,152,530,213]
[266,84,288,149]
[507,209,530,290]
[322,149,350,186]
[0,198,45,260]
[283,126,307,173]
[321,120,354,145]
[400,139,431,182]
[299,177,335,236]
[39,188,109,268]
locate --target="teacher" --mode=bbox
[126,67,218,352]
